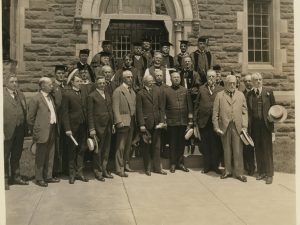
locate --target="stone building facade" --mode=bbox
[2,0,294,143]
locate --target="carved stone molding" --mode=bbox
[192,19,200,33]
[75,0,84,17]
[74,17,83,32]
[92,19,101,31]
[174,21,183,32]
[190,0,199,20]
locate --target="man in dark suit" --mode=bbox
[87,76,114,180]
[242,74,255,176]
[74,49,95,82]
[194,70,223,174]
[164,71,193,173]
[212,75,248,182]
[136,75,167,176]
[142,38,153,68]
[131,42,148,87]
[62,73,89,184]
[247,72,276,184]
[28,77,60,187]
[112,70,136,177]
[160,42,174,68]
[3,75,28,190]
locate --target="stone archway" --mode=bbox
[74,0,200,58]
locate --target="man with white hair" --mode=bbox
[247,72,276,184]
[136,75,167,176]
[28,77,60,187]
[212,75,248,182]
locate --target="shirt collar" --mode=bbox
[41,90,49,97]
[145,86,151,91]
[122,83,130,90]
[55,80,63,86]
[96,88,105,94]
[72,86,80,92]
[6,87,15,95]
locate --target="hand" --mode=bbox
[112,125,116,134]
[116,122,124,128]
[272,133,275,143]
[65,131,72,136]
[216,129,224,136]
[90,129,96,137]
[140,126,146,132]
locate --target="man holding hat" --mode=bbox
[164,70,193,173]
[174,40,190,70]
[191,36,212,84]
[75,49,95,83]
[3,74,29,190]
[136,74,167,176]
[212,75,248,182]
[91,40,117,71]
[247,72,276,184]
[160,41,174,68]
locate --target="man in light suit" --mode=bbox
[28,77,60,187]
[112,70,136,177]
[212,75,248,182]
[88,76,114,180]
[247,72,276,184]
[136,75,167,176]
[4,75,29,190]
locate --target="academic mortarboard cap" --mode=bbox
[168,68,178,74]
[102,40,112,46]
[179,40,189,45]
[198,36,207,43]
[160,41,173,47]
[79,49,90,55]
[132,42,142,47]
[55,65,68,72]
[213,64,221,70]
[100,51,111,57]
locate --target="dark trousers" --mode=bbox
[141,129,162,172]
[252,118,274,176]
[53,123,64,174]
[4,124,25,180]
[115,118,134,173]
[93,125,112,173]
[199,121,222,171]
[67,123,87,178]
[168,126,186,166]
[35,124,56,181]
[243,144,255,173]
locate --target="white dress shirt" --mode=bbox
[96,88,105,99]
[41,91,57,124]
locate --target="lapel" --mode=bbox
[4,88,17,106]
[261,87,267,106]
[223,92,233,105]
[248,90,254,110]
[143,88,153,103]
[39,92,50,110]
[231,91,237,104]
[120,85,132,104]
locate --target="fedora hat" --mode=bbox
[268,105,287,123]
[142,130,152,144]
[87,136,98,153]
[240,130,254,147]
[185,128,194,140]
[29,140,37,155]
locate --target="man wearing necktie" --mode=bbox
[112,70,136,177]
[62,73,89,184]
[194,70,223,174]
[3,75,29,190]
[28,77,60,187]
[247,73,276,184]
[136,75,167,176]
[212,75,248,182]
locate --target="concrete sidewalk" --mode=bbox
[5,170,295,225]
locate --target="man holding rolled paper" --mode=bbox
[62,70,89,184]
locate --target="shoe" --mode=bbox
[178,164,189,172]
[103,171,114,179]
[76,175,89,182]
[201,168,210,174]
[266,176,273,184]
[45,177,60,183]
[69,177,75,184]
[125,166,135,173]
[145,171,151,176]
[220,173,232,179]
[36,180,48,187]
[237,175,247,182]
[214,169,222,175]
[116,172,128,177]
[154,170,167,175]
[256,174,266,180]
[13,178,29,185]
[170,164,176,173]
[95,175,105,182]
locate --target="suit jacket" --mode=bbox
[87,89,113,138]
[212,90,248,134]
[247,87,276,132]
[3,88,27,140]
[61,88,88,133]
[194,84,224,128]
[27,92,58,143]
[136,86,165,130]
[112,84,136,126]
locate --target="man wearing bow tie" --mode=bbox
[194,70,223,174]
[62,73,89,184]
[212,75,248,182]
[4,75,29,190]
[28,77,60,187]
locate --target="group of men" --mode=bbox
[4,37,279,190]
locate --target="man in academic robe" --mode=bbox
[174,40,190,70]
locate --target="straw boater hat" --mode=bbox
[240,130,254,147]
[268,105,288,123]
[66,68,79,85]
[87,135,98,153]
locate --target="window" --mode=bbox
[248,0,271,63]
